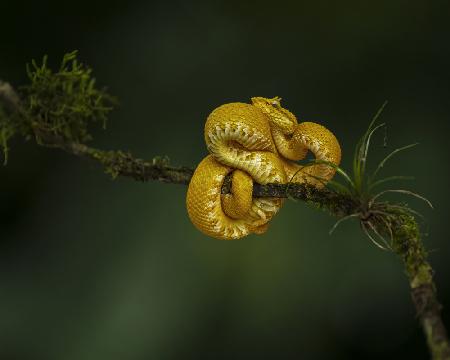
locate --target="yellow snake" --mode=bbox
[186,97,341,240]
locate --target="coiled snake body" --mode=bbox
[186,97,341,240]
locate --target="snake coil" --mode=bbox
[186,97,341,240]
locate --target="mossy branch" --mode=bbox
[0,53,449,359]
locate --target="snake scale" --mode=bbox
[186,97,341,240]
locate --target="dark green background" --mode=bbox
[1,0,449,359]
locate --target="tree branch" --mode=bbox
[1,78,449,359]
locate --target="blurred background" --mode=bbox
[1,0,449,359]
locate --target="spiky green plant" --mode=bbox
[300,102,432,250]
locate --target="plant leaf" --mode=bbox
[369,175,414,190]
[370,189,433,209]
[371,142,419,182]
[366,220,392,250]
[325,179,353,195]
[329,213,361,234]
[361,221,390,251]
[360,122,385,180]
[383,204,425,220]
[302,159,356,190]
[352,100,388,192]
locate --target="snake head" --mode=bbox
[251,96,297,135]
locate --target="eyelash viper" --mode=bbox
[186,97,342,240]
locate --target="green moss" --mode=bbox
[390,212,432,288]
[0,51,116,163]
[22,51,116,143]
